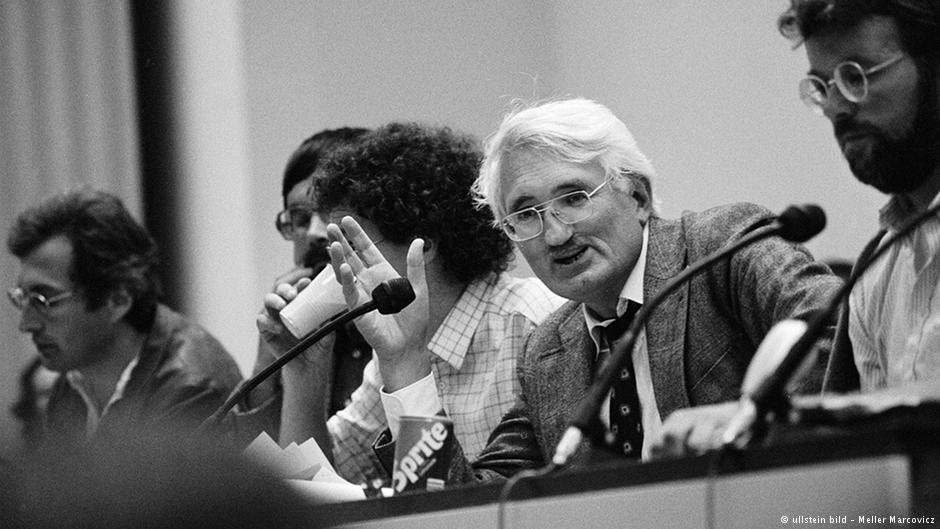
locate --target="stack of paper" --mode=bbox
[243,432,366,503]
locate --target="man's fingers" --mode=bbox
[293,276,312,293]
[273,267,314,288]
[327,222,365,275]
[685,422,722,455]
[651,415,693,459]
[256,311,285,337]
[264,291,291,311]
[338,262,363,309]
[340,216,385,268]
[405,239,426,294]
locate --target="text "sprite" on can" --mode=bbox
[392,415,453,494]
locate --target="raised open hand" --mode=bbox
[327,216,431,391]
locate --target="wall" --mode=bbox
[242,0,557,306]
[544,1,884,259]
[0,0,140,455]
[1,0,888,455]
[242,2,883,301]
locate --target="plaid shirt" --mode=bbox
[327,272,563,484]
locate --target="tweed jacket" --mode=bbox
[437,203,842,483]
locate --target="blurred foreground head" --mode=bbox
[2,428,315,529]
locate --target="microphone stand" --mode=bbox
[203,303,377,427]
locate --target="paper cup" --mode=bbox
[279,267,347,338]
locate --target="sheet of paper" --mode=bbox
[285,479,366,503]
[243,432,364,503]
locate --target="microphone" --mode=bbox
[203,278,416,426]
[720,319,810,448]
[777,204,827,243]
[723,202,940,448]
[552,204,826,466]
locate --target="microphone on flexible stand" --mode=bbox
[722,202,940,449]
[552,204,827,466]
[203,278,416,427]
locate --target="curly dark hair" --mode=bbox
[315,122,514,284]
[7,189,161,332]
[281,127,370,205]
[778,0,940,59]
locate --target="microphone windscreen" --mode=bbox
[777,204,826,242]
[371,278,417,314]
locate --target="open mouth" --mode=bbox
[554,247,588,266]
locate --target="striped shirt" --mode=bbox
[327,272,563,484]
[850,191,940,390]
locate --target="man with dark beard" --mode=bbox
[778,1,940,393]
[231,128,373,444]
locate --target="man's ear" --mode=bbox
[106,288,134,324]
[628,174,653,224]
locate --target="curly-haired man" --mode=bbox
[7,189,242,445]
[257,122,563,485]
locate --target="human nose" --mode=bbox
[821,87,856,122]
[306,213,329,245]
[18,305,43,333]
[541,209,573,245]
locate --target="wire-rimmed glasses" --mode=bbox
[7,287,74,313]
[799,54,905,114]
[275,205,319,240]
[501,177,613,242]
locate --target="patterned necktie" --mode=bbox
[602,301,643,458]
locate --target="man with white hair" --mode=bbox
[330,98,841,481]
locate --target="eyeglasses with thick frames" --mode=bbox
[8,287,74,313]
[275,205,320,240]
[501,177,613,242]
[799,54,905,114]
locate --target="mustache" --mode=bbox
[833,120,880,139]
[302,244,330,270]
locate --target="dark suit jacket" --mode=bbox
[433,203,842,484]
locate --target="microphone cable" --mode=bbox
[496,462,559,529]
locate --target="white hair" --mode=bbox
[472,97,660,223]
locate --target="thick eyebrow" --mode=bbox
[807,52,888,79]
[19,282,62,296]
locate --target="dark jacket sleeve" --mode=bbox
[822,230,885,393]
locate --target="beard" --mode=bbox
[301,244,330,272]
[838,67,940,194]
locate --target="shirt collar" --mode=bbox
[66,356,140,438]
[427,273,500,370]
[583,223,649,341]
[880,187,940,233]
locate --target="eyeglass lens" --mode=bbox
[7,288,70,311]
[504,190,593,241]
[800,55,904,112]
[276,208,314,238]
